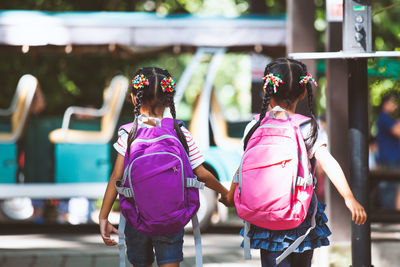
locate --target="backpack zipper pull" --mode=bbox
[173,166,178,173]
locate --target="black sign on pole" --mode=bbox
[343,0,372,52]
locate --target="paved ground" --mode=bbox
[0,224,399,267]
[0,227,261,267]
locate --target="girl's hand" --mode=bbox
[219,193,234,207]
[99,218,119,246]
[344,197,367,225]
[219,183,237,207]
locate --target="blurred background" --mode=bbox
[0,1,399,267]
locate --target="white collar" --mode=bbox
[137,114,161,128]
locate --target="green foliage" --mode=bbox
[368,58,400,123]
[372,1,400,51]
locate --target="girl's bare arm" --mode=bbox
[193,164,228,196]
[314,146,367,225]
[99,154,125,246]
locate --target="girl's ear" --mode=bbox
[131,93,136,106]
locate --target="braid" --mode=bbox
[126,89,144,158]
[243,88,273,150]
[259,87,273,122]
[305,84,318,150]
[168,94,189,154]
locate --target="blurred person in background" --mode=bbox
[376,93,400,210]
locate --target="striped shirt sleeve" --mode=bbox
[180,126,205,169]
[113,129,128,157]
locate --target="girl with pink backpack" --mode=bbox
[99,67,228,267]
[223,58,367,267]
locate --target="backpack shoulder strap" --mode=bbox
[161,118,186,129]
[118,214,127,267]
[290,113,311,127]
[276,193,318,265]
[119,122,133,134]
[161,118,175,129]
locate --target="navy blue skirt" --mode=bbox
[240,198,331,253]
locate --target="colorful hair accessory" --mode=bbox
[299,74,318,87]
[160,77,176,93]
[263,73,284,93]
[132,74,149,89]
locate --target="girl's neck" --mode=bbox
[269,98,298,114]
[139,105,165,119]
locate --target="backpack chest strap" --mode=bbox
[186,176,205,189]
[115,175,205,197]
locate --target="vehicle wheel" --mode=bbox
[0,198,34,221]
[185,187,217,232]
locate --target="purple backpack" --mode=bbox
[115,118,204,267]
[115,118,203,236]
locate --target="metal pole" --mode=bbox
[326,19,352,243]
[347,58,372,267]
[287,0,316,116]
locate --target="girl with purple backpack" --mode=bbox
[222,58,367,267]
[99,67,228,267]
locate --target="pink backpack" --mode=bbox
[234,107,316,263]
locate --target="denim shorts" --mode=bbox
[124,223,184,267]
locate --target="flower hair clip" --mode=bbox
[160,77,176,93]
[132,74,149,90]
[299,74,318,87]
[263,73,284,93]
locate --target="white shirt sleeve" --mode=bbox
[181,126,205,170]
[300,122,328,159]
[240,120,257,155]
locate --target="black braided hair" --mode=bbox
[167,94,189,154]
[295,60,318,150]
[126,67,189,157]
[126,88,143,158]
[243,58,318,151]
[243,87,274,150]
